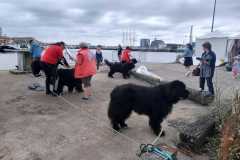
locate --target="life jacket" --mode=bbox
[74,48,96,78]
[41,45,63,64]
[121,49,131,63]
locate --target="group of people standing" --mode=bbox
[30,39,216,98]
[181,42,216,96]
[117,45,133,64]
[30,41,134,99]
[30,41,97,100]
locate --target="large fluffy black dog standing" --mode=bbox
[104,58,137,79]
[56,68,83,95]
[108,80,189,136]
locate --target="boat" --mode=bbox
[0,45,18,53]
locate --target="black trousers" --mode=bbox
[31,58,41,76]
[200,77,214,95]
[40,62,57,94]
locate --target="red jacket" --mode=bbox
[74,48,96,78]
[121,49,131,63]
[41,45,63,64]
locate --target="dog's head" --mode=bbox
[131,58,138,64]
[168,80,189,103]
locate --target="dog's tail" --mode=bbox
[104,59,112,67]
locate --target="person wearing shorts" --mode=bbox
[182,43,193,76]
[74,42,96,100]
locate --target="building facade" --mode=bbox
[0,36,12,45]
[140,39,150,48]
[150,39,165,49]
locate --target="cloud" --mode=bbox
[0,0,239,45]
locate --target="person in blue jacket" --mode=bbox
[29,40,43,77]
[182,43,194,76]
[96,45,103,70]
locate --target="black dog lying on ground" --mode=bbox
[108,80,189,136]
[104,58,137,79]
[56,68,83,95]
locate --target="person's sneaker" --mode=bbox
[205,92,214,97]
[82,97,89,100]
[34,74,41,77]
[46,91,57,97]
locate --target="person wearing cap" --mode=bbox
[40,42,66,96]
[74,42,96,100]
[121,46,132,63]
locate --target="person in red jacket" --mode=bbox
[40,42,67,96]
[121,46,132,63]
[74,42,96,100]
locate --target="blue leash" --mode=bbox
[137,144,177,160]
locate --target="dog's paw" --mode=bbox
[120,123,128,129]
[160,130,165,137]
[113,125,120,131]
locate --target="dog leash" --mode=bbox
[54,93,141,146]
[136,128,178,160]
[137,144,177,160]
[64,46,75,61]
[56,94,180,160]
[151,129,163,145]
[53,92,177,160]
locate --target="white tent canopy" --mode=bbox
[195,31,229,65]
[198,30,229,39]
[229,34,240,39]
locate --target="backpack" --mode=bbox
[192,65,200,76]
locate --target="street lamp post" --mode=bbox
[211,0,217,32]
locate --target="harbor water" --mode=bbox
[0,50,179,70]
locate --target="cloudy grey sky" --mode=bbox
[0,0,239,45]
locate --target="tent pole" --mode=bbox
[211,0,217,32]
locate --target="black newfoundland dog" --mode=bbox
[104,58,137,79]
[56,68,83,95]
[108,80,189,136]
[31,59,82,95]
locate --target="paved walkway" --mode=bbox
[0,67,210,160]
[141,63,240,99]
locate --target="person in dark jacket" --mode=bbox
[117,44,122,61]
[182,43,194,76]
[95,45,103,70]
[199,42,216,96]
